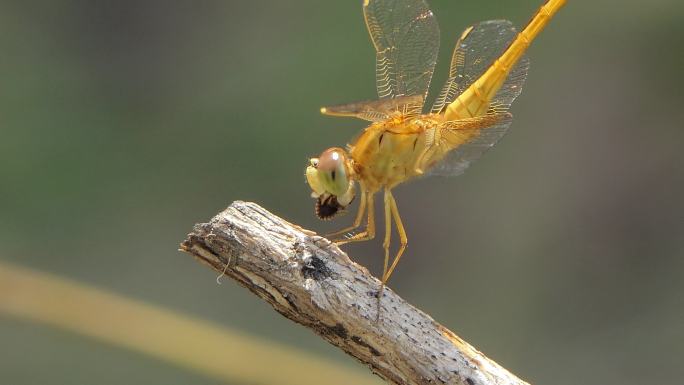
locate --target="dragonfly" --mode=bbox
[305,0,566,298]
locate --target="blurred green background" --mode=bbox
[1,0,683,384]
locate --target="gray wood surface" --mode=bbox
[180,201,529,385]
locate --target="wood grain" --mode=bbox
[180,201,529,385]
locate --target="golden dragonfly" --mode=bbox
[306,0,566,295]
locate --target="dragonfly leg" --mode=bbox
[383,190,407,284]
[381,189,392,284]
[375,188,393,321]
[334,192,375,245]
[326,189,367,239]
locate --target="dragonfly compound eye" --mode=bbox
[317,148,350,196]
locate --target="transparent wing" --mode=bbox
[431,20,529,115]
[320,95,423,122]
[427,112,513,177]
[490,54,529,114]
[363,0,439,110]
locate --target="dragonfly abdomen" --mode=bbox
[443,0,566,121]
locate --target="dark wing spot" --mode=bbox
[413,137,418,150]
[378,133,384,145]
[331,170,336,180]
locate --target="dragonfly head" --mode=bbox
[305,147,356,220]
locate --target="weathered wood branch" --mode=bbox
[180,201,529,385]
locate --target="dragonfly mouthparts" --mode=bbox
[315,194,346,220]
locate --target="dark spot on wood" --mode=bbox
[379,133,384,145]
[413,137,418,150]
[301,255,332,281]
[466,378,475,385]
[330,323,348,339]
[351,336,381,356]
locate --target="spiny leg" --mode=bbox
[381,189,392,284]
[326,189,367,239]
[383,190,408,283]
[334,192,375,245]
[376,188,393,321]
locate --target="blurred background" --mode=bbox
[1,0,682,384]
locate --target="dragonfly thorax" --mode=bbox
[350,116,442,191]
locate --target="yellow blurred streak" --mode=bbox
[0,261,381,385]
